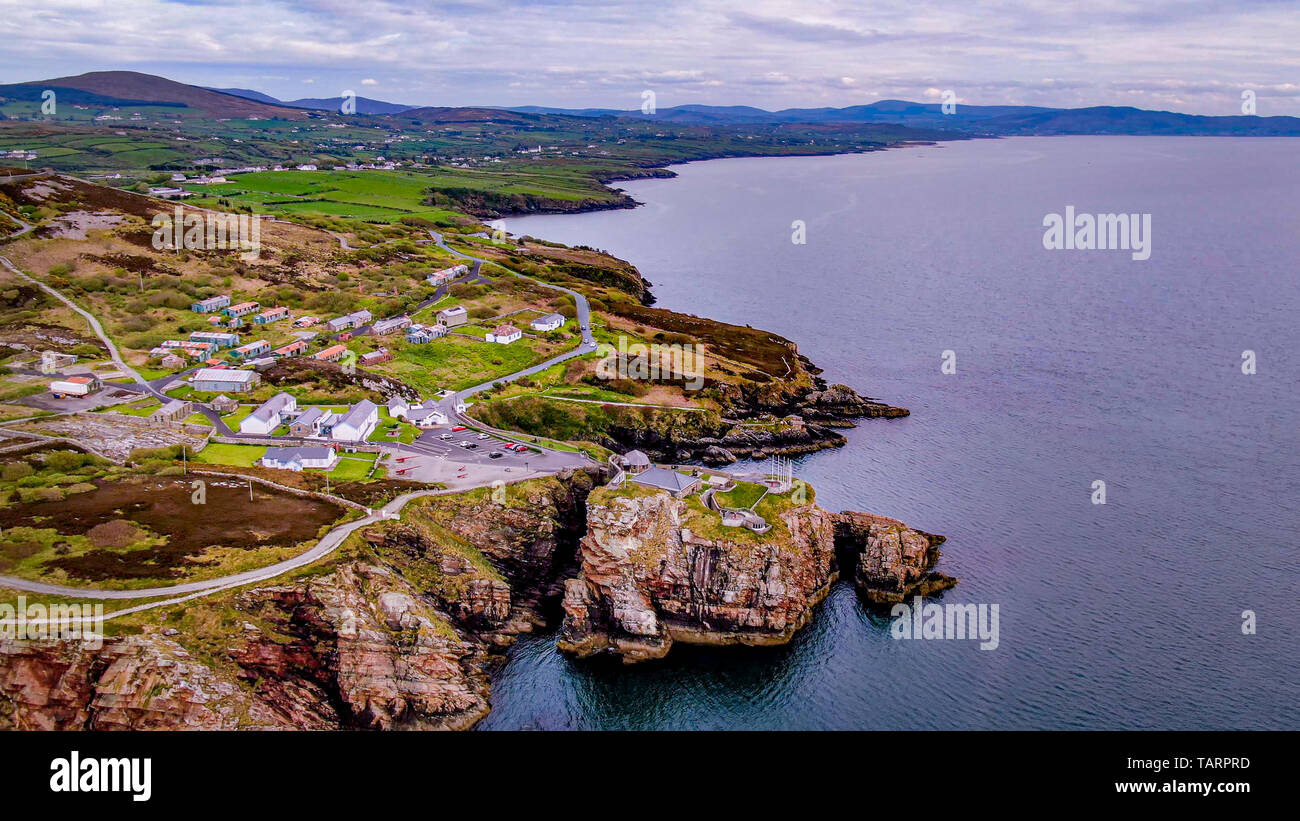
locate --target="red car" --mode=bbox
[502,443,516,450]
[451,425,467,432]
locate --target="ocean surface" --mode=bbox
[478,137,1300,730]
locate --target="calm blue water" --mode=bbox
[479,137,1300,730]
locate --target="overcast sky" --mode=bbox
[2,0,1297,115]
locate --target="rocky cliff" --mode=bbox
[0,470,600,731]
[558,486,954,662]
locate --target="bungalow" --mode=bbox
[325,309,373,333]
[313,344,349,363]
[180,344,216,360]
[331,400,378,442]
[260,446,338,472]
[288,406,334,438]
[437,306,468,327]
[189,331,241,349]
[404,323,446,344]
[191,295,230,313]
[295,164,318,171]
[426,264,469,286]
[386,396,410,419]
[530,313,565,332]
[405,406,447,428]
[247,356,278,371]
[360,348,393,366]
[231,340,271,359]
[191,367,260,393]
[223,301,260,318]
[486,324,522,344]
[239,392,297,435]
[371,316,412,335]
[254,306,290,325]
[292,316,320,328]
[272,340,308,358]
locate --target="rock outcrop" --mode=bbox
[558,486,953,662]
[832,511,956,604]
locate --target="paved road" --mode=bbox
[0,487,447,602]
[0,254,155,395]
[425,229,599,422]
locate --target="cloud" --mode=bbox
[0,0,1294,114]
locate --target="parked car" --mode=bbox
[488,451,504,459]
[476,433,490,440]
[438,433,452,440]
[451,425,468,432]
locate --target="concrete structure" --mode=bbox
[486,324,522,344]
[239,392,296,435]
[260,446,337,471]
[325,309,373,333]
[360,348,392,366]
[313,344,349,362]
[191,367,260,393]
[622,449,651,475]
[436,306,468,327]
[426,264,468,286]
[405,323,446,344]
[288,406,334,437]
[254,306,290,324]
[292,316,319,328]
[405,406,447,427]
[530,313,565,332]
[223,301,260,318]
[159,353,186,370]
[49,375,100,398]
[272,340,308,358]
[148,399,192,426]
[331,400,378,442]
[209,394,239,413]
[631,466,702,498]
[189,331,241,349]
[231,340,270,359]
[191,295,230,313]
[372,316,412,335]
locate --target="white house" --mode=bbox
[239,392,297,435]
[386,396,410,419]
[486,324,522,344]
[530,313,565,332]
[331,400,378,442]
[405,406,448,428]
[260,446,338,471]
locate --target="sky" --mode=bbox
[2,0,1298,115]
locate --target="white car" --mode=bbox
[476,433,490,440]
[438,433,452,440]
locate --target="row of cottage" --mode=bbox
[232,392,448,441]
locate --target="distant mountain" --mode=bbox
[28,71,305,118]
[506,99,1300,136]
[207,87,282,105]
[213,87,415,115]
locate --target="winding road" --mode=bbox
[0,216,605,610]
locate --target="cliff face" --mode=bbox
[0,470,601,731]
[558,488,955,662]
[0,561,492,731]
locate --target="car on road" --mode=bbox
[451,425,468,432]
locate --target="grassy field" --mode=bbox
[194,442,266,466]
[329,452,377,480]
[715,480,768,510]
[183,170,465,224]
